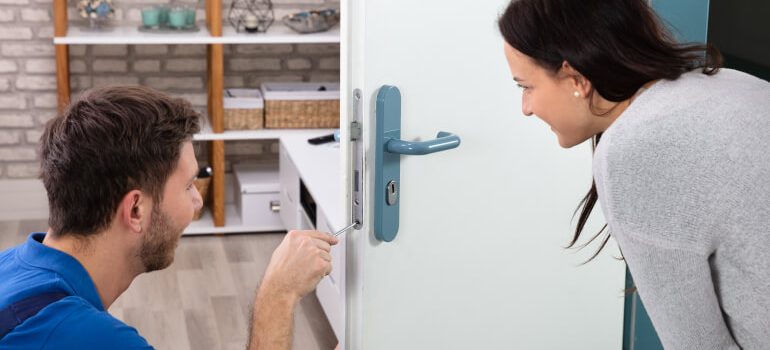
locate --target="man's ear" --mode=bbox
[119,190,147,234]
[561,61,592,98]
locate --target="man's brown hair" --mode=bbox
[40,85,200,237]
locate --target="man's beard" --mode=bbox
[138,205,182,272]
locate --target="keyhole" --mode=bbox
[386,180,398,206]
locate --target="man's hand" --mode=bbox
[262,230,339,303]
[248,230,339,350]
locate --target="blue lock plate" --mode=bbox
[373,85,461,242]
[374,86,401,242]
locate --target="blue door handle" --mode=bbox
[374,85,462,242]
[385,131,461,155]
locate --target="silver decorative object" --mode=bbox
[283,9,339,34]
[227,0,274,33]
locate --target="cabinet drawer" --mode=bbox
[237,191,282,228]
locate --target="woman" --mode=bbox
[498,0,770,349]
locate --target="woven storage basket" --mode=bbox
[261,82,340,129]
[224,89,264,130]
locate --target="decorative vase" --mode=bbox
[78,0,115,31]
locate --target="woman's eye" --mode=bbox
[516,83,529,90]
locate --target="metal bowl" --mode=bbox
[282,9,339,34]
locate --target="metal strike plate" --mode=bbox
[351,89,364,230]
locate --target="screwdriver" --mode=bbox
[331,221,359,237]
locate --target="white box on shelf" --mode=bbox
[233,162,282,228]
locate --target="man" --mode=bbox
[0,86,338,349]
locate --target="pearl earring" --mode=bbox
[573,91,581,98]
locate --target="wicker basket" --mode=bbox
[192,177,211,220]
[224,89,264,131]
[261,82,340,129]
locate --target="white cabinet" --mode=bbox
[278,135,346,346]
[315,207,346,346]
[279,142,301,230]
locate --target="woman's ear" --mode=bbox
[561,61,592,98]
[119,190,147,234]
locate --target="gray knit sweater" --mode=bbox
[593,69,770,350]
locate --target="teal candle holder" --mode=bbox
[158,5,169,25]
[141,7,161,27]
[185,8,196,26]
[168,8,188,28]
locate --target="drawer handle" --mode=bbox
[270,200,281,212]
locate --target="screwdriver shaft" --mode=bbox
[332,221,358,237]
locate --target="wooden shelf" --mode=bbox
[184,203,284,235]
[53,24,340,45]
[194,115,335,141]
[219,25,340,44]
[54,24,213,45]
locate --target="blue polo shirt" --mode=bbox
[0,233,153,349]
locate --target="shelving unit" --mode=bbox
[52,0,340,233]
[186,203,279,235]
[52,25,340,45]
[194,112,337,141]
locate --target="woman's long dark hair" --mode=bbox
[498,0,722,261]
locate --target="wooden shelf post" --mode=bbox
[54,0,70,112]
[206,0,226,227]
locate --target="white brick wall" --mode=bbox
[0,0,30,6]
[93,75,141,86]
[0,9,14,22]
[172,45,206,56]
[32,93,57,108]
[135,45,168,56]
[16,76,57,90]
[286,58,311,70]
[25,58,56,73]
[234,44,293,55]
[0,95,27,109]
[92,45,128,56]
[69,59,87,73]
[229,58,282,71]
[0,26,32,40]
[145,77,204,90]
[7,162,38,178]
[24,129,41,143]
[2,43,54,56]
[0,0,340,179]
[93,59,128,73]
[20,8,49,22]
[165,58,206,72]
[0,130,20,144]
[0,147,36,161]
[133,59,160,72]
[0,114,34,127]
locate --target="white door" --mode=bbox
[339,0,626,349]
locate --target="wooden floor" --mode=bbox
[0,219,337,350]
